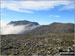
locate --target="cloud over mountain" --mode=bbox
[0,20,39,35]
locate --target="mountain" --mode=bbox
[1,20,39,35]
[8,20,39,26]
[1,20,74,35]
[27,22,74,35]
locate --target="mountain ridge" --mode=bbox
[2,20,74,35]
[27,22,74,35]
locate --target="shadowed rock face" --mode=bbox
[28,22,74,35]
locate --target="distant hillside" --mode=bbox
[27,22,74,35]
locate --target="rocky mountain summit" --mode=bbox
[8,20,39,26]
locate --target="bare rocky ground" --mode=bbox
[0,34,74,56]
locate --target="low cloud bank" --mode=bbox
[1,24,25,35]
[0,21,38,35]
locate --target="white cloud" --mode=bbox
[0,20,6,27]
[1,1,74,13]
[1,24,25,35]
[60,1,74,10]
[49,15,60,18]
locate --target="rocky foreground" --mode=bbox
[0,34,74,56]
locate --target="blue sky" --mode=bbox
[1,0,74,25]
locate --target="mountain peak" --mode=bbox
[8,20,39,26]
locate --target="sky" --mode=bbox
[1,0,74,25]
